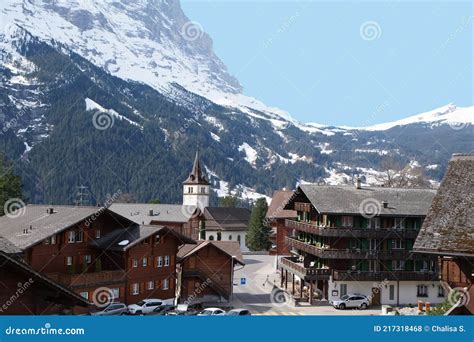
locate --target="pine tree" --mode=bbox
[218,195,238,207]
[0,154,23,216]
[246,197,271,251]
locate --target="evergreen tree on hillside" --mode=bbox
[246,197,271,251]
[218,195,238,207]
[0,154,23,216]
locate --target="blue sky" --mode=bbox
[181,0,473,126]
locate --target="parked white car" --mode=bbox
[128,299,172,315]
[330,294,370,310]
[197,308,226,316]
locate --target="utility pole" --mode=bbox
[75,185,90,206]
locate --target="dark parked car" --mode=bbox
[226,309,251,316]
[150,305,176,316]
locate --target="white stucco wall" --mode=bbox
[328,278,446,305]
[205,230,249,252]
[182,184,209,207]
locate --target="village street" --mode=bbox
[232,255,381,316]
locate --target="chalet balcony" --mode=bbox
[47,270,126,289]
[278,257,331,280]
[286,237,424,260]
[285,219,419,239]
[333,270,438,282]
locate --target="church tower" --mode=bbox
[182,150,210,209]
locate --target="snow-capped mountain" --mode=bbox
[0,0,472,205]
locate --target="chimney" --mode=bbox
[356,177,362,189]
[46,207,54,214]
[382,201,388,208]
[148,209,154,216]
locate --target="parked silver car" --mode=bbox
[330,294,370,310]
[89,303,128,316]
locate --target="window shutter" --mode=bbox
[170,255,175,266]
[335,216,342,227]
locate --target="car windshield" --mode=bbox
[136,301,146,306]
[340,295,349,300]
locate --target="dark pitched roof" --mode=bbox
[0,251,89,307]
[177,240,245,265]
[204,207,251,231]
[0,205,130,250]
[413,153,474,257]
[91,225,196,251]
[109,203,196,224]
[297,184,436,216]
[266,190,297,219]
[183,150,209,185]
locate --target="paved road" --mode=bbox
[232,255,380,316]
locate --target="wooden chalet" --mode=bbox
[266,190,297,255]
[414,153,474,315]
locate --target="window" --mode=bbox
[84,255,92,264]
[142,257,148,267]
[157,256,163,267]
[217,232,221,241]
[68,231,75,243]
[80,292,89,300]
[229,235,232,240]
[438,285,445,297]
[95,230,101,239]
[368,218,380,229]
[394,218,405,229]
[66,256,73,266]
[110,288,119,299]
[147,281,154,290]
[162,278,169,290]
[392,260,405,270]
[188,187,193,194]
[209,235,214,241]
[417,285,428,297]
[340,284,347,297]
[341,216,353,227]
[51,235,56,244]
[164,255,170,267]
[389,285,395,300]
[155,234,160,244]
[200,187,206,194]
[132,259,138,268]
[76,230,83,243]
[391,239,405,250]
[237,235,241,245]
[132,283,139,295]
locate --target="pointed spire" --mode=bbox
[183,149,209,185]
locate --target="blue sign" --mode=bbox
[240,277,246,285]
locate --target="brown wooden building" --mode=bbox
[414,153,474,315]
[279,183,442,306]
[0,238,89,315]
[266,190,297,255]
[176,241,244,304]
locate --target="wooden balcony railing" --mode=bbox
[333,270,438,281]
[286,237,424,260]
[294,202,312,212]
[278,257,331,280]
[47,270,126,288]
[285,219,419,238]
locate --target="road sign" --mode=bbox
[240,277,246,285]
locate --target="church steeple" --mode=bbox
[183,150,210,208]
[183,150,209,185]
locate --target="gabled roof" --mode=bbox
[266,190,297,219]
[183,150,209,185]
[296,184,436,216]
[204,207,251,231]
[414,153,474,257]
[0,205,130,250]
[0,236,21,254]
[91,225,196,251]
[0,251,89,307]
[109,203,196,225]
[177,240,245,266]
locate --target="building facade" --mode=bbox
[278,183,445,306]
